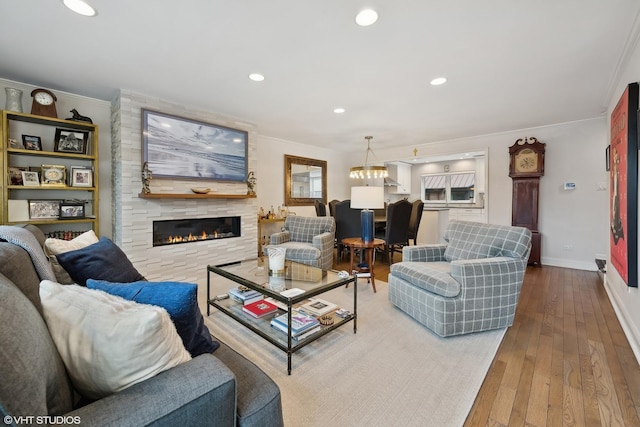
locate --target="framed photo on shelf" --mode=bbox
[70,167,93,187]
[40,164,66,186]
[142,109,248,182]
[8,167,26,185]
[54,128,88,154]
[7,200,29,222]
[28,200,60,220]
[21,171,40,186]
[59,202,85,219]
[22,135,42,151]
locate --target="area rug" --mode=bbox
[204,281,505,427]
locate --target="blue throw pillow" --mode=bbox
[55,237,146,286]
[86,279,219,356]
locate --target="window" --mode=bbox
[423,175,446,202]
[421,172,475,204]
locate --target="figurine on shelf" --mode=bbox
[141,162,153,194]
[66,108,93,124]
[247,171,257,195]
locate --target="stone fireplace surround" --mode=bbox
[111,90,258,292]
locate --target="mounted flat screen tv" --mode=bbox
[142,109,248,182]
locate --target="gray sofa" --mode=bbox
[0,225,283,427]
[388,220,531,337]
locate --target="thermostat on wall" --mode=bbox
[563,182,576,190]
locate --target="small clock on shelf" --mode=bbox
[30,88,58,118]
[509,137,545,177]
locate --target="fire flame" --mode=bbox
[166,230,220,244]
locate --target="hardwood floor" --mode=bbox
[334,254,640,427]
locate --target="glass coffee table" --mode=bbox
[207,258,356,374]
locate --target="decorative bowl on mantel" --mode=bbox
[190,187,211,194]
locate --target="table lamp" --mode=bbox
[350,186,384,243]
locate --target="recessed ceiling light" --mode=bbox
[62,0,97,16]
[248,73,265,82]
[430,77,447,86]
[355,9,378,26]
[333,107,345,114]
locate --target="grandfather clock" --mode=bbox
[509,137,545,265]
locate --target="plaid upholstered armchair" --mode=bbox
[263,216,336,271]
[388,220,531,337]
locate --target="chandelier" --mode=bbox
[349,136,388,179]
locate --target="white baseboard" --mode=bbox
[540,256,597,271]
[603,277,640,364]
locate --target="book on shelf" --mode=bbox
[270,321,321,341]
[229,287,264,305]
[299,298,338,316]
[242,299,279,318]
[271,310,319,335]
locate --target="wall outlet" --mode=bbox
[596,182,607,191]
[563,244,574,251]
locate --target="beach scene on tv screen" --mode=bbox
[144,111,247,182]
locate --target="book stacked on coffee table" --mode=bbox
[299,298,338,316]
[270,310,320,341]
[242,299,279,318]
[229,286,264,305]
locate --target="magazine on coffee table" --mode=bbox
[299,298,338,316]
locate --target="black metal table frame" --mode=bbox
[207,260,357,374]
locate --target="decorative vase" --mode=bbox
[5,88,23,112]
[267,247,286,276]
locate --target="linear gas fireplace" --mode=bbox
[153,216,241,247]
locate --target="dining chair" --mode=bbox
[373,202,387,234]
[375,199,412,264]
[407,200,424,245]
[334,200,362,261]
[314,200,327,216]
[328,199,339,217]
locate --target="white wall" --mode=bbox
[603,24,640,361]
[0,78,113,237]
[374,117,608,272]
[255,135,352,217]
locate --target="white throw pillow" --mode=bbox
[44,230,99,284]
[39,280,192,399]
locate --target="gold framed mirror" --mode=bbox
[284,155,327,206]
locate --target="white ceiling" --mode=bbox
[1,1,639,153]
